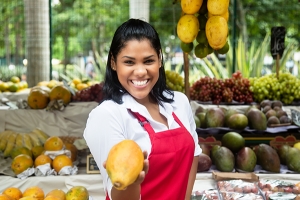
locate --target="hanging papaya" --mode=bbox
[106,140,144,190]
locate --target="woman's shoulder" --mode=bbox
[90,100,121,116]
[172,91,189,102]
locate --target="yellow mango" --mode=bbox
[205,16,228,50]
[207,0,230,15]
[177,14,199,43]
[181,0,203,14]
[106,140,144,190]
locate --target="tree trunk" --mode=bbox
[236,0,248,49]
[24,0,50,87]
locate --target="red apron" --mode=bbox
[106,111,195,200]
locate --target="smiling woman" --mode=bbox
[83,19,201,200]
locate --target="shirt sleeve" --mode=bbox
[83,101,126,198]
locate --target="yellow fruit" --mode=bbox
[27,88,50,109]
[44,196,61,200]
[11,76,21,83]
[8,84,19,92]
[0,194,13,200]
[205,16,228,50]
[19,197,37,200]
[52,154,73,173]
[208,9,229,22]
[207,0,230,15]
[37,81,49,87]
[76,83,88,91]
[0,82,9,92]
[34,154,52,167]
[31,146,45,159]
[44,136,64,151]
[46,189,66,200]
[10,147,33,159]
[72,78,81,86]
[181,0,203,14]
[65,186,89,200]
[177,14,199,43]
[3,132,18,157]
[11,154,34,175]
[294,142,300,150]
[49,85,72,105]
[22,186,44,200]
[2,187,23,200]
[47,80,59,89]
[106,140,144,190]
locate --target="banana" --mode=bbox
[15,133,24,148]
[23,133,33,150]
[27,132,42,147]
[3,132,17,157]
[31,128,49,144]
[0,130,13,152]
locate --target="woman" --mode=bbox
[84,18,201,200]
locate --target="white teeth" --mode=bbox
[132,80,148,86]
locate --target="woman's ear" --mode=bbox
[111,58,116,71]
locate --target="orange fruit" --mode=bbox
[44,136,64,151]
[52,155,73,173]
[76,83,88,91]
[27,88,50,109]
[64,143,78,162]
[72,78,81,86]
[0,194,13,200]
[10,147,33,159]
[2,187,23,200]
[11,76,21,83]
[49,85,71,105]
[46,189,66,200]
[34,154,52,168]
[22,186,44,200]
[65,186,89,200]
[31,146,44,159]
[44,196,61,200]
[11,154,34,175]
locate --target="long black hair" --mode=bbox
[103,18,174,105]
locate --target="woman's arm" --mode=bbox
[185,156,199,200]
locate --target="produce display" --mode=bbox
[165,70,185,93]
[177,0,230,57]
[0,76,28,93]
[197,131,300,173]
[0,129,79,177]
[0,185,89,200]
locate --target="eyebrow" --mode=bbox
[121,55,155,60]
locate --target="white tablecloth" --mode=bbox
[1,172,299,200]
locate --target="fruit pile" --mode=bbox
[0,185,89,200]
[198,131,300,173]
[0,76,28,93]
[177,0,230,58]
[72,81,104,102]
[165,70,185,93]
[0,130,78,176]
[249,72,300,104]
[190,71,253,104]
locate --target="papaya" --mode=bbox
[253,144,280,173]
[106,140,144,190]
[66,186,89,200]
[214,146,235,172]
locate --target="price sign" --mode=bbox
[271,26,286,59]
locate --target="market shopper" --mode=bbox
[83,18,201,200]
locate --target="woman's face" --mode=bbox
[112,39,161,104]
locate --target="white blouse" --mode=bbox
[83,91,202,198]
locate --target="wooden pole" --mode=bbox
[183,52,190,100]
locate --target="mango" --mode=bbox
[236,147,257,172]
[214,146,235,172]
[277,144,291,165]
[106,140,144,190]
[227,114,248,130]
[286,147,300,172]
[210,145,220,164]
[247,108,267,131]
[253,144,280,173]
[221,132,245,152]
[205,107,225,128]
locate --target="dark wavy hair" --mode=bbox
[103,18,174,105]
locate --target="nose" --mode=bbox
[133,64,147,76]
